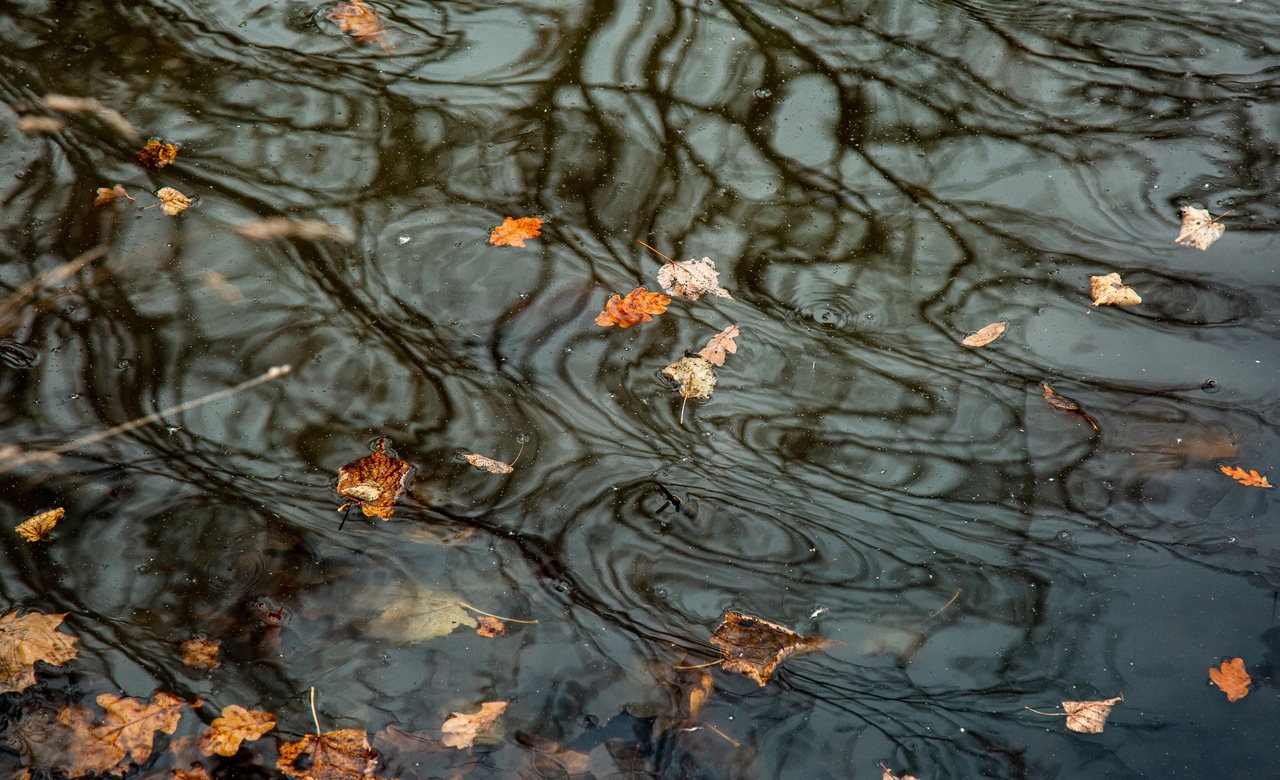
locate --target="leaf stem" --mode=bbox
[310,687,322,735]
[1023,706,1066,717]
[509,437,526,467]
[704,723,740,747]
[636,240,675,265]
[909,588,962,630]
[679,395,688,425]
[457,602,539,624]
[673,659,723,670]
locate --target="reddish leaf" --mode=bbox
[336,439,412,519]
[594,286,670,328]
[488,216,543,247]
[1210,658,1251,702]
[1219,465,1273,489]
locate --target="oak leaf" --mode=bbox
[594,286,670,328]
[661,355,715,401]
[179,636,221,669]
[92,691,192,765]
[441,702,507,749]
[16,507,63,541]
[156,187,193,216]
[709,612,843,686]
[656,257,733,301]
[1175,205,1226,251]
[336,439,411,519]
[137,139,178,169]
[476,616,505,637]
[328,0,392,54]
[94,185,135,206]
[278,729,378,780]
[0,610,79,694]
[1210,657,1251,702]
[962,321,1006,347]
[1090,273,1141,306]
[1218,465,1273,488]
[463,453,513,474]
[1062,695,1123,733]
[199,704,276,756]
[698,324,739,367]
[7,704,126,778]
[488,216,543,247]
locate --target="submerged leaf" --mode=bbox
[961,321,1006,347]
[594,286,670,328]
[329,0,392,53]
[16,507,63,542]
[233,218,353,243]
[278,729,377,780]
[1175,206,1226,251]
[367,586,476,643]
[17,116,64,134]
[199,705,275,756]
[1090,273,1141,306]
[1218,465,1273,489]
[656,257,733,300]
[8,704,125,778]
[1040,383,1099,431]
[1210,658,1251,702]
[136,139,178,169]
[441,702,507,749]
[92,691,191,765]
[179,636,221,669]
[709,612,842,686]
[336,439,411,519]
[698,324,739,367]
[0,610,79,694]
[488,216,543,247]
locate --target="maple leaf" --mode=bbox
[1218,465,1273,488]
[156,187,193,216]
[92,691,192,765]
[179,636,221,669]
[8,704,126,778]
[199,704,276,756]
[709,612,843,686]
[441,702,507,749]
[336,439,411,519]
[1063,695,1123,733]
[1089,273,1141,306]
[1175,205,1227,250]
[136,139,179,169]
[234,218,353,243]
[594,286,670,328]
[278,729,378,780]
[488,216,543,247]
[17,116,64,134]
[16,507,63,541]
[328,0,392,54]
[366,585,477,643]
[1040,383,1099,431]
[476,616,505,637]
[94,185,135,206]
[0,610,79,694]
[463,453,513,474]
[698,324,740,367]
[656,257,733,301]
[1210,658,1251,702]
[962,321,1006,347]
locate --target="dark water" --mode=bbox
[3,0,1280,778]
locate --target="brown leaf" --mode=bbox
[336,439,412,519]
[16,116,64,134]
[16,507,63,542]
[1090,273,1141,306]
[709,612,843,686]
[1175,205,1226,251]
[0,610,79,695]
[1218,465,1273,489]
[92,691,191,765]
[179,636,221,669]
[199,705,276,757]
[441,702,507,750]
[881,766,922,780]
[156,187,192,216]
[488,216,543,248]
[476,616,506,637]
[655,257,733,301]
[278,729,378,780]
[7,704,126,778]
[233,218,353,243]
[594,286,670,328]
[173,767,213,780]
[697,325,739,367]
[1040,383,1099,431]
[328,0,392,54]
[201,270,243,304]
[1063,695,1123,733]
[94,185,135,206]
[1210,658,1251,702]
[463,453,513,474]
[687,670,713,720]
[961,321,1006,347]
[41,94,137,139]
[137,139,179,169]
[661,355,716,400]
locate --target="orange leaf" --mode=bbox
[278,729,377,779]
[92,691,192,765]
[180,636,221,669]
[697,324,739,367]
[441,702,507,749]
[961,321,1006,347]
[488,216,543,247]
[594,286,670,328]
[1210,657,1251,702]
[16,507,63,542]
[476,616,506,637]
[199,704,276,756]
[8,704,125,778]
[1218,465,1273,488]
[1175,205,1226,251]
[328,0,391,53]
[0,610,79,694]
[336,438,412,519]
[709,612,843,686]
[136,139,178,169]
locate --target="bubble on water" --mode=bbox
[398,235,411,244]
[1202,182,1213,189]
[115,359,130,369]
[754,88,772,98]
[1056,530,1072,543]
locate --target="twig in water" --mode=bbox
[636,240,675,264]
[909,589,962,631]
[508,437,527,467]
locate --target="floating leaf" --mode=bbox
[698,324,739,367]
[336,439,411,519]
[476,616,505,637]
[1040,383,1099,431]
[881,766,922,780]
[1063,695,1123,733]
[156,187,192,216]
[8,704,126,778]
[233,218,353,243]
[1175,205,1226,251]
[366,585,476,643]
[179,636,221,669]
[136,139,178,169]
[1218,465,1273,488]
[488,216,543,247]
[0,610,79,694]
[662,355,716,401]
[199,705,276,756]
[463,453,513,474]
[278,729,377,780]
[441,702,507,749]
[92,691,192,765]
[594,286,670,328]
[1090,273,1141,307]
[328,0,392,53]
[1210,658,1251,702]
[16,507,63,542]
[94,185,135,206]
[961,321,1006,347]
[656,257,733,301]
[17,116,64,134]
[709,612,842,686]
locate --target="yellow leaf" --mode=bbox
[16,507,63,542]
[1090,273,1141,306]
[961,321,1006,347]
[1175,205,1226,250]
[441,702,507,749]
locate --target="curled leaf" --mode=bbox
[1209,657,1251,702]
[709,612,842,686]
[961,321,1006,347]
[1090,273,1141,306]
[16,507,63,542]
[441,702,507,749]
[94,185,135,206]
[594,286,670,328]
[1175,205,1226,251]
[698,325,739,367]
[463,453,513,474]
[488,216,543,247]
[336,438,411,519]
[476,616,505,637]
[136,139,178,169]
[656,257,733,300]
[1040,383,1099,431]
[1218,465,1273,488]
[156,187,192,216]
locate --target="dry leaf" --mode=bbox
[278,729,377,780]
[709,612,842,686]
[137,139,179,169]
[199,704,276,756]
[17,116,64,134]
[476,616,506,637]
[698,324,739,367]
[1176,205,1226,251]
[233,218,353,243]
[1210,658,1251,702]
[594,286,670,327]
[0,610,79,695]
[655,257,733,301]
[366,585,476,643]
[92,691,192,765]
[94,185,135,206]
[16,507,63,542]
[1090,273,1141,306]
[336,438,412,519]
[687,670,713,720]
[179,636,221,669]
[1040,383,1099,431]
[881,766,921,780]
[1219,465,1273,489]
[463,453,513,474]
[328,0,392,54]
[441,702,507,749]
[962,321,1006,347]
[156,187,192,216]
[1063,695,1123,733]
[488,216,543,247]
[7,704,126,778]
[174,767,214,780]
[661,355,716,400]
